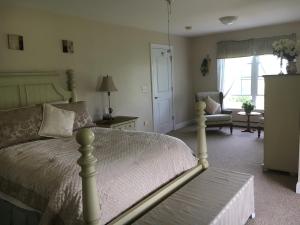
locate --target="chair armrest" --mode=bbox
[221,109,232,114]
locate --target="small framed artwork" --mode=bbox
[62,40,74,53]
[7,34,24,50]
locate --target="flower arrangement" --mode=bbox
[242,100,254,114]
[272,39,300,62]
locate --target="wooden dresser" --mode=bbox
[264,74,300,174]
[95,116,138,131]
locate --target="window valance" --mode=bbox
[217,33,296,59]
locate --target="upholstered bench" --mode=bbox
[135,167,255,225]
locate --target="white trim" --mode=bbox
[175,119,196,130]
[150,43,175,133]
[296,182,300,194]
[151,44,172,50]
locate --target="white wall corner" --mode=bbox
[175,119,196,130]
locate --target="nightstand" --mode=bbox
[95,116,138,131]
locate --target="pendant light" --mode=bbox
[166,0,173,53]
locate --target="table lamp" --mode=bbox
[98,75,118,120]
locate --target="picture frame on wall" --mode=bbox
[7,34,24,50]
[62,40,74,53]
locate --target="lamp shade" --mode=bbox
[98,75,118,92]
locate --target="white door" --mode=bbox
[151,44,174,133]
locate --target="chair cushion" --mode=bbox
[205,114,232,122]
[205,96,221,115]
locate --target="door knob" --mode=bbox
[154,97,158,99]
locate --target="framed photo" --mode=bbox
[62,40,74,53]
[7,34,24,50]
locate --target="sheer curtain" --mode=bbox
[217,59,235,98]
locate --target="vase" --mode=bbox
[244,109,252,114]
[286,61,297,74]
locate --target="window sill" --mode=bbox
[226,108,264,113]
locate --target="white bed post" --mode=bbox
[196,101,209,169]
[66,69,77,102]
[76,128,101,225]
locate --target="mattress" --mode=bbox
[134,167,255,225]
[0,127,197,225]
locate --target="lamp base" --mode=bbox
[103,110,114,120]
[103,114,113,120]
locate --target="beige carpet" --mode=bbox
[169,126,300,225]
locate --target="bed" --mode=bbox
[0,70,209,225]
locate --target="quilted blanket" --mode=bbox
[0,128,197,225]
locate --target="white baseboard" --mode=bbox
[296,181,300,194]
[175,119,196,130]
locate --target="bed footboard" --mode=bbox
[196,101,209,169]
[76,101,208,225]
[76,129,101,225]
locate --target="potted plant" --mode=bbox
[242,100,254,114]
[272,39,300,74]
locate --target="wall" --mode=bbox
[191,21,300,93]
[0,5,194,132]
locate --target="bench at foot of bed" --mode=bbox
[134,167,255,225]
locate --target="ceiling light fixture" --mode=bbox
[219,16,238,25]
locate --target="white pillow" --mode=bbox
[39,104,75,138]
[205,96,221,114]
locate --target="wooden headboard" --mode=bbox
[0,70,76,110]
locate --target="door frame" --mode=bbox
[150,43,175,133]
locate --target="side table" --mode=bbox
[95,116,138,131]
[237,111,261,133]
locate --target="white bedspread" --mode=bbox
[0,128,197,225]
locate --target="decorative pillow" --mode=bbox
[0,105,43,148]
[39,104,75,138]
[54,101,95,130]
[205,96,221,115]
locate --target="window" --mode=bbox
[218,55,287,109]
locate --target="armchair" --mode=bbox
[195,92,233,134]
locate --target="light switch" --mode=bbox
[141,85,148,93]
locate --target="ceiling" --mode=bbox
[2,0,300,37]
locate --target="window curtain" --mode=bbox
[216,33,296,59]
[217,33,296,96]
[217,59,240,97]
[217,59,234,97]
[217,59,225,94]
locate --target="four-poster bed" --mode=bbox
[0,70,209,225]
[76,101,208,225]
